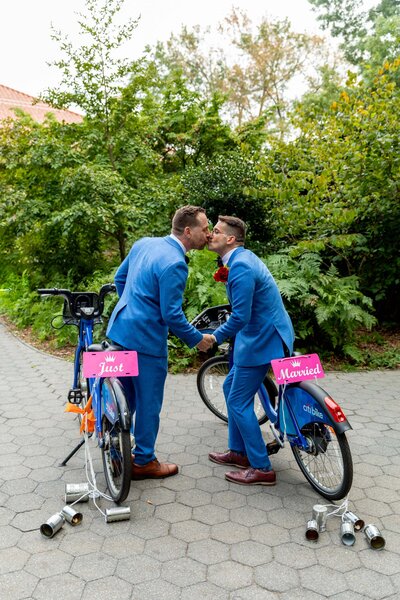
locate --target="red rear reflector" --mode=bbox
[324,396,347,423]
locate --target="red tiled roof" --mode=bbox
[0,84,83,124]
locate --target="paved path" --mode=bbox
[0,321,399,600]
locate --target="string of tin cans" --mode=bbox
[40,432,130,538]
[305,499,385,550]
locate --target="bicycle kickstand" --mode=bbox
[59,439,86,467]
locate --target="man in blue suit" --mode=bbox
[208,215,295,485]
[107,206,214,479]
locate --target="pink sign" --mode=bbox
[83,351,139,378]
[270,354,325,385]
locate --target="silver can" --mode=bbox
[340,520,356,546]
[305,519,319,541]
[65,482,90,503]
[344,511,365,531]
[40,513,65,538]
[61,505,83,526]
[364,524,385,550]
[105,506,131,523]
[312,504,328,532]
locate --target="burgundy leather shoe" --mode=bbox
[208,450,250,469]
[131,459,178,480]
[225,467,276,486]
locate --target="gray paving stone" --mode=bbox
[188,538,230,564]
[145,534,187,561]
[162,556,207,587]
[130,578,181,600]
[211,521,249,544]
[345,567,396,599]
[25,548,73,579]
[230,540,273,566]
[0,570,38,600]
[33,573,85,600]
[230,585,280,599]
[208,560,253,590]
[170,519,211,542]
[0,547,29,575]
[181,581,229,600]
[70,551,117,581]
[116,554,161,584]
[300,564,348,596]
[81,575,133,600]
[255,561,299,592]
[1,323,399,597]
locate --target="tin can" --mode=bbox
[305,519,319,541]
[344,511,365,531]
[65,482,90,503]
[364,524,385,550]
[61,505,83,525]
[40,513,65,538]
[340,520,356,546]
[312,504,328,532]
[105,506,131,523]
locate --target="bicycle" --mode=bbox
[193,305,353,501]
[38,284,132,504]
[192,305,277,425]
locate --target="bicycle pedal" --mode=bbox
[266,441,282,455]
[68,388,84,404]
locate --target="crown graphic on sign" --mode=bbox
[104,354,116,363]
[291,359,301,367]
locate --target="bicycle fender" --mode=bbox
[283,381,352,435]
[102,378,131,431]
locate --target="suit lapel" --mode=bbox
[226,247,245,302]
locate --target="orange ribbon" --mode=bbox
[65,396,96,433]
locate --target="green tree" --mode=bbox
[308,0,400,70]
[43,0,139,169]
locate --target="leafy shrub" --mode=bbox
[265,251,377,358]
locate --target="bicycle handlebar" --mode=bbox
[37,284,116,321]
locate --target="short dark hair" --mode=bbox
[218,215,246,244]
[172,205,206,235]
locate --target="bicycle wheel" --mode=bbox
[101,379,131,503]
[197,356,277,425]
[291,422,353,501]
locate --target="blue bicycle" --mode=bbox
[38,285,132,503]
[194,305,353,501]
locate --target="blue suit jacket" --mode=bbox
[107,236,203,357]
[213,247,295,367]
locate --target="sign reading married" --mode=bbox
[270,354,325,385]
[83,351,139,378]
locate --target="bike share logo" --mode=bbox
[303,403,324,420]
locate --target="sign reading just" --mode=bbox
[83,351,139,378]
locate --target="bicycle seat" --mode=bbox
[87,341,125,352]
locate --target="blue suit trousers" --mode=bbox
[223,364,271,470]
[121,353,168,465]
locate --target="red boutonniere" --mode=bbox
[213,265,229,283]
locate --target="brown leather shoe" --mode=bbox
[131,459,178,480]
[209,450,250,469]
[225,467,276,486]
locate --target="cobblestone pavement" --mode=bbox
[0,321,399,600]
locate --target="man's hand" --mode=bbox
[196,334,216,352]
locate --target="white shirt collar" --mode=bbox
[169,233,186,255]
[221,247,239,265]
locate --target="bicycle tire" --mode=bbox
[291,422,353,501]
[101,379,131,503]
[197,356,277,425]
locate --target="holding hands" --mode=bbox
[197,334,216,352]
